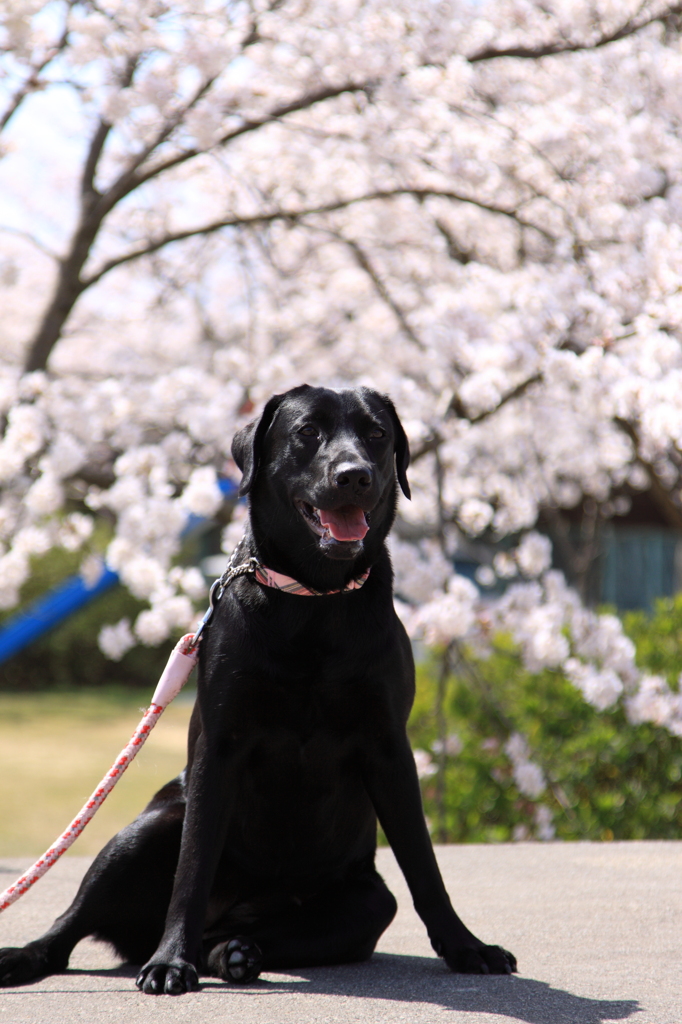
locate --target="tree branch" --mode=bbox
[80,119,112,202]
[100,81,375,214]
[434,218,474,264]
[0,14,71,132]
[0,226,58,261]
[337,235,426,350]
[80,56,139,202]
[96,73,219,215]
[412,190,556,241]
[614,417,682,529]
[409,432,443,464]
[468,2,682,62]
[447,373,543,424]
[407,373,544,467]
[81,188,555,287]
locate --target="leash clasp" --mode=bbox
[186,553,260,652]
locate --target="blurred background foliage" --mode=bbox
[0,547,680,848]
[0,528,201,691]
[0,541,198,855]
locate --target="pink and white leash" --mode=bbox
[0,553,370,915]
[0,634,199,913]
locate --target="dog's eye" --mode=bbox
[298,426,318,437]
[369,428,386,439]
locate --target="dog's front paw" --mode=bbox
[211,936,262,984]
[136,958,199,995]
[0,942,63,987]
[0,946,46,987]
[442,942,517,975]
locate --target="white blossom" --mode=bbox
[105,538,135,574]
[58,512,94,552]
[118,556,167,601]
[168,566,207,602]
[24,473,63,515]
[389,537,452,605]
[12,526,51,556]
[475,564,496,587]
[413,749,438,779]
[504,733,546,799]
[626,674,682,735]
[155,594,195,630]
[432,733,463,757]
[134,608,172,646]
[458,370,505,417]
[458,499,494,537]
[513,761,546,800]
[0,549,29,609]
[98,619,135,661]
[44,432,86,479]
[515,533,552,578]
[521,606,570,672]
[411,574,479,645]
[80,555,106,589]
[0,404,44,482]
[504,733,530,764]
[534,804,556,842]
[180,466,223,517]
[221,502,249,555]
[564,660,624,711]
[493,552,517,579]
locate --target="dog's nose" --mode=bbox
[334,463,372,492]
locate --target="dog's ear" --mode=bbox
[231,393,286,496]
[381,394,411,500]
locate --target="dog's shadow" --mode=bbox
[65,953,639,1024]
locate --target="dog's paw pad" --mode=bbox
[221,938,262,984]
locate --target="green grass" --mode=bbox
[0,689,194,857]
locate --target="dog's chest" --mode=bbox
[232,660,377,749]
[216,624,388,768]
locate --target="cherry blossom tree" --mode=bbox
[3,0,682,838]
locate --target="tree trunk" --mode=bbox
[24,215,100,373]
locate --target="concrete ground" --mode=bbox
[0,842,679,1024]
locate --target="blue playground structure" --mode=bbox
[0,478,237,666]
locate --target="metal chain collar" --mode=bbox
[186,551,260,652]
[186,538,371,651]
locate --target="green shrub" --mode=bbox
[622,593,682,686]
[408,603,682,842]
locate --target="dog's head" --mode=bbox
[231,385,410,572]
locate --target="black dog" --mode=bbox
[0,385,516,994]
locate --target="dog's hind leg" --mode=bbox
[0,777,185,987]
[205,867,397,981]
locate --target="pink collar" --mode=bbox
[254,564,370,596]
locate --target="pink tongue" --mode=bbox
[318,506,369,542]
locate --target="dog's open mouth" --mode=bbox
[295,500,370,542]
